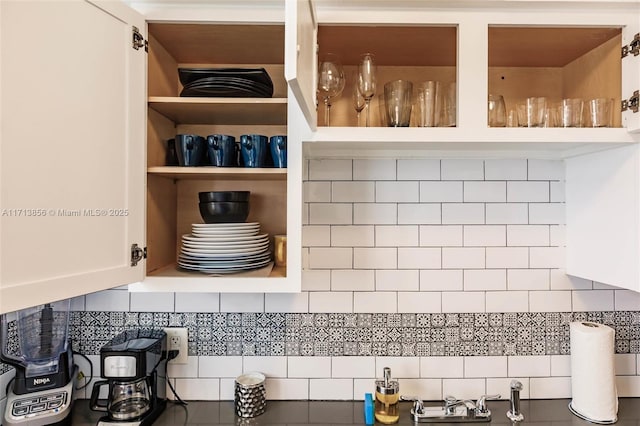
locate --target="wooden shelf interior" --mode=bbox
[147,166,287,180]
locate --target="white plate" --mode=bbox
[182,233,269,244]
[178,257,272,269]
[179,251,271,263]
[178,259,272,274]
[181,240,269,250]
[180,246,268,257]
[192,222,260,228]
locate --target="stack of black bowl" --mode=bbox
[198,191,250,223]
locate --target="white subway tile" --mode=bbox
[354,292,397,313]
[331,225,374,247]
[199,356,242,378]
[354,248,397,269]
[529,377,571,399]
[486,203,528,225]
[309,292,353,313]
[485,159,527,180]
[486,247,528,268]
[464,181,506,202]
[168,356,198,378]
[309,203,352,225]
[398,292,442,313]
[463,225,506,247]
[420,181,463,202]
[219,378,235,400]
[308,247,353,269]
[486,291,529,313]
[375,357,421,378]
[174,293,219,313]
[507,181,549,202]
[332,181,375,202]
[303,159,309,180]
[421,356,464,378]
[550,269,592,290]
[464,356,507,378]
[377,182,419,202]
[333,356,376,378]
[220,294,264,313]
[550,355,571,376]
[615,290,640,311]
[302,202,309,225]
[507,225,549,246]
[529,291,572,312]
[508,355,550,377]
[304,181,331,202]
[70,296,85,311]
[264,293,309,313]
[398,379,443,401]
[398,248,441,269]
[593,282,618,290]
[398,159,440,180]
[572,290,614,311]
[615,354,637,375]
[616,376,640,397]
[303,225,330,247]
[442,292,485,313]
[442,203,485,224]
[310,379,353,400]
[442,379,486,399]
[288,357,331,378]
[441,159,484,180]
[354,159,396,180]
[242,357,286,378]
[464,269,506,291]
[507,269,550,290]
[398,203,441,224]
[266,378,309,400]
[420,225,463,247]
[528,159,564,181]
[175,378,219,400]
[529,203,564,225]
[130,292,173,312]
[354,203,397,225]
[309,159,352,180]
[486,378,530,399]
[443,248,485,269]
[332,270,375,291]
[550,181,565,202]
[530,247,564,268]
[377,270,420,291]
[354,379,377,400]
[550,225,565,246]
[302,270,331,291]
[376,225,419,247]
[86,289,130,312]
[421,270,464,291]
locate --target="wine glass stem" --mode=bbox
[365,99,371,127]
[356,111,361,127]
[324,99,331,127]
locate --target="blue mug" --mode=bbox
[240,134,268,168]
[206,134,237,167]
[270,135,287,168]
[175,134,205,166]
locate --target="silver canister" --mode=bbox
[234,372,266,418]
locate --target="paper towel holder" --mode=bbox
[568,403,617,425]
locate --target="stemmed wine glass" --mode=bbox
[357,53,377,127]
[317,53,345,126]
[352,79,366,126]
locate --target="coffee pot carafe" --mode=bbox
[90,377,151,421]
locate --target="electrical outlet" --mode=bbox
[163,327,188,364]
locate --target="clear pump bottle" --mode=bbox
[375,367,400,424]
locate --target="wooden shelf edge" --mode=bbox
[148,96,288,105]
[148,166,288,180]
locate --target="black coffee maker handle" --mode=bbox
[90,380,110,412]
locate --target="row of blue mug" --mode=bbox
[167,134,287,168]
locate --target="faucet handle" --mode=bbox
[476,394,501,414]
[400,395,424,415]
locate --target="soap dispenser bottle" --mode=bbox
[375,367,400,424]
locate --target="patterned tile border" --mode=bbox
[1,311,638,374]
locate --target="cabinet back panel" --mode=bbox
[147,175,177,274]
[148,108,177,168]
[148,34,178,97]
[489,67,563,115]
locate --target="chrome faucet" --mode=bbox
[506,380,525,422]
[402,394,500,423]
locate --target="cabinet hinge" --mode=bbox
[622,33,640,58]
[132,26,148,53]
[131,243,147,266]
[622,90,639,113]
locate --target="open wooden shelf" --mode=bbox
[147,166,287,180]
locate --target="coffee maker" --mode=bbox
[90,329,168,426]
[0,300,77,426]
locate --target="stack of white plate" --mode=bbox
[178,222,271,274]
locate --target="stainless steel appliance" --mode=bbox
[0,300,77,426]
[90,329,167,426]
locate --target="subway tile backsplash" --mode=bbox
[5,158,640,403]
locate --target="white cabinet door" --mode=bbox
[285,0,317,131]
[0,0,146,314]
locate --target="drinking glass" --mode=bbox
[384,80,413,127]
[561,98,584,127]
[488,94,506,127]
[317,53,345,126]
[415,81,438,127]
[588,98,613,127]
[358,53,377,127]
[352,82,366,127]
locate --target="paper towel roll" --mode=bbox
[569,321,618,424]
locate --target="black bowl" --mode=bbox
[198,191,250,203]
[199,201,249,223]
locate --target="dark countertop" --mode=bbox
[71,399,640,426]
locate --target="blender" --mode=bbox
[0,299,77,426]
